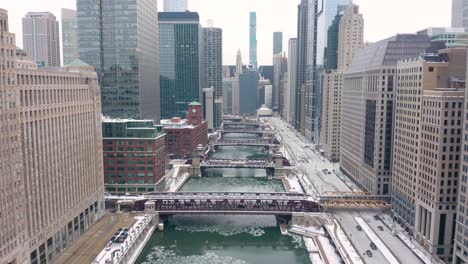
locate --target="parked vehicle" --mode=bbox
[373,215,379,220]
[366,250,373,257]
[377,226,384,231]
[356,225,362,231]
[370,242,377,250]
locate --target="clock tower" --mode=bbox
[187,101,202,126]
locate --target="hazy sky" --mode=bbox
[4,0,451,65]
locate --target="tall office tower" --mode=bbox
[295,0,317,140]
[454,47,468,264]
[158,12,201,119]
[273,52,288,111]
[337,4,364,71]
[273,31,283,55]
[236,49,243,76]
[22,12,60,67]
[394,48,467,263]
[61,8,78,65]
[1,10,104,264]
[239,67,260,114]
[164,0,188,12]
[280,75,289,119]
[259,65,274,84]
[324,8,345,70]
[77,0,160,121]
[287,38,298,125]
[452,0,468,28]
[316,0,349,67]
[202,26,223,129]
[223,78,233,113]
[321,3,363,162]
[258,78,271,108]
[203,87,215,131]
[249,12,258,68]
[341,34,431,195]
[265,84,273,109]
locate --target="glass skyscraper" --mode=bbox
[239,67,260,114]
[77,0,160,121]
[61,8,78,66]
[158,12,202,119]
[249,12,257,68]
[273,31,283,55]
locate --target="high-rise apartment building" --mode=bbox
[321,4,363,162]
[288,38,298,126]
[158,12,202,119]
[394,48,467,263]
[249,12,258,68]
[163,0,188,12]
[273,52,288,111]
[202,26,223,129]
[22,12,60,67]
[1,10,104,264]
[77,0,160,121]
[61,8,78,65]
[273,31,283,55]
[341,34,431,194]
[452,0,468,28]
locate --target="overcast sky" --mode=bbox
[4,0,451,65]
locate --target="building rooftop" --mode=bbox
[188,101,202,106]
[158,11,199,22]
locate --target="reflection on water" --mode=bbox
[211,146,270,160]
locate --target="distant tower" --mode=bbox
[163,0,188,12]
[236,49,243,77]
[273,31,283,55]
[61,8,78,65]
[249,12,257,68]
[187,102,203,126]
[22,12,60,67]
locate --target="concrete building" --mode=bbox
[163,0,188,12]
[222,78,234,113]
[341,34,431,195]
[203,87,214,131]
[239,67,261,114]
[249,12,257,68]
[393,49,467,262]
[102,119,166,195]
[161,102,208,159]
[202,27,223,129]
[280,75,289,119]
[288,38,298,125]
[452,0,468,28]
[273,52,288,111]
[236,49,243,77]
[321,3,363,162]
[0,10,105,264]
[159,12,202,120]
[258,78,271,108]
[77,0,160,121]
[22,12,60,67]
[273,31,283,55]
[61,8,78,66]
[417,27,468,48]
[265,84,273,109]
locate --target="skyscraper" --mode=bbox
[61,8,78,66]
[273,52,288,111]
[1,10,104,264]
[163,0,188,12]
[159,12,202,119]
[249,12,258,68]
[324,8,345,70]
[287,38,298,125]
[22,12,60,67]
[202,26,223,128]
[338,4,364,70]
[239,67,260,114]
[273,31,283,55]
[236,49,243,76]
[452,0,468,28]
[77,0,160,121]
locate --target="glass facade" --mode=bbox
[61,9,78,66]
[159,12,201,119]
[249,12,257,68]
[324,12,343,70]
[273,31,283,55]
[77,0,160,121]
[239,68,260,114]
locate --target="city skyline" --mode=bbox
[3,0,450,65]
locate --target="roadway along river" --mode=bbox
[136,142,311,264]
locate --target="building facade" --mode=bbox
[102,119,166,195]
[163,0,188,12]
[452,0,468,28]
[337,4,364,71]
[239,67,261,114]
[249,12,257,68]
[202,27,223,129]
[321,71,343,162]
[273,31,283,55]
[22,12,60,67]
[1,10,105,264]
[159,12,202,119]
[161,103,208,159]
[324,9,344,71]
[61,8,78,66]
[77,0,160,121]
[273,52,288,111]
[341,34,431,195]
[287,38,298,125]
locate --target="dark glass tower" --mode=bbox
[159,12,202,119]
[273,31,283,55]
[239,67,260,114]
[324,11,344,70]
[77,0,160,121]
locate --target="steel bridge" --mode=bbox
[144,192,320,215]
[215,139,277,147]
[201,159,275,169]
[318,192,391,209]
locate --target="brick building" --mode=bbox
[161,102,208,159]
[102,119,166,194]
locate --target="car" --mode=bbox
[373,215,379,220]
[356,225,362,231]
[370,243,377,250]
[377,226,384,231]
[366,250,373,257]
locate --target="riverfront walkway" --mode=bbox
[54,213,135,264]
